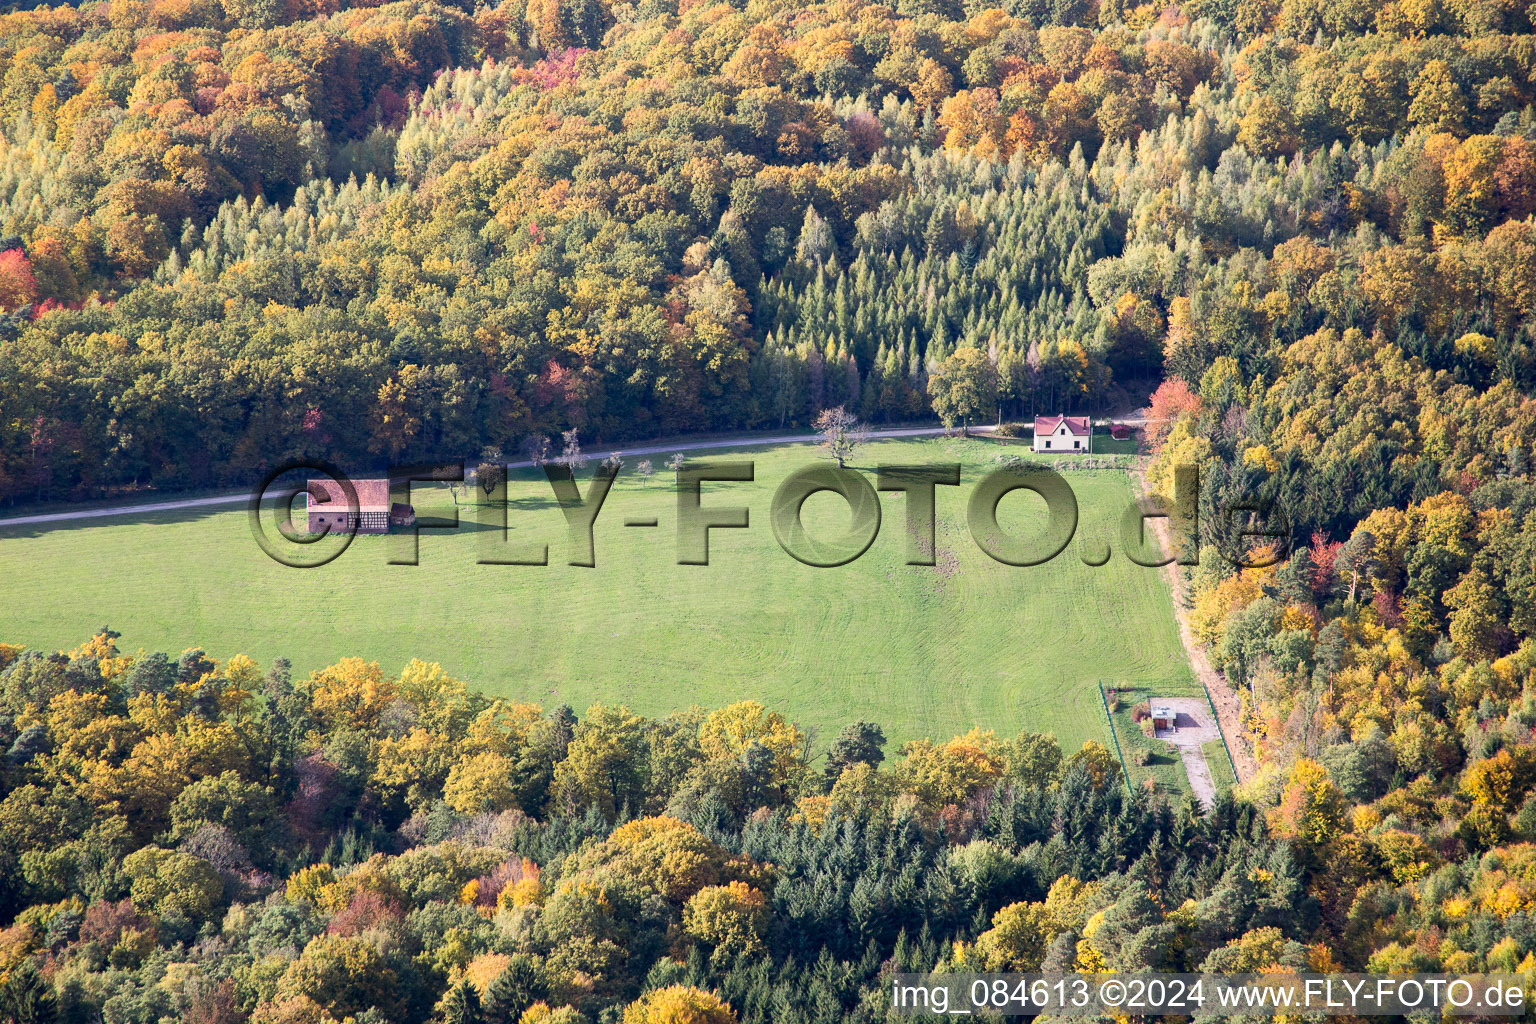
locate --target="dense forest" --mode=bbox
[0,633,1532,1024]
[6,0,1536,1017]
[0,0,1533,503]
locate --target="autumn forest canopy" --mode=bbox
[0,634,1532,1024]
[8,0,1536,1018]
[0,0,1532,507]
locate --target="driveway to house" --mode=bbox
[1129,467,1258,785]
[1152,697,1221,809]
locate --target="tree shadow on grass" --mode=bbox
[0,503,251,540]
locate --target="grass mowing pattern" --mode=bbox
[0,437,1193,749]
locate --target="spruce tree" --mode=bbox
[439,980,481,1024]
[0,959,56,1024]
[482,954,543,1024]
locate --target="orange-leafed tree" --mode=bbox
[1269,758,1346,863]
[0,248,39,311]
[1144,378,1200,453]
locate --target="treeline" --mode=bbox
[2,0,1536,500]
[1,633,1532,1023]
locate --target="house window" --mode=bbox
[1044,439,1051,449]
[1074,440,1080,449]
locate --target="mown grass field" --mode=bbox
[0,436,1193,751]
[1205,738,1240,794]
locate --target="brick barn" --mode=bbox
[306,479,415,534]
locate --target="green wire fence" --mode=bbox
[1201,682,1241,788]
[1097,682,1134,795]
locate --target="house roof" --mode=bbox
[1150,703,1177,718]
[1035,415,1091,436]
[307,478,394,511]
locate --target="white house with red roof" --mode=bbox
[1032,415,1092,454]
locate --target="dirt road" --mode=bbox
[0,424,1012,529]
[1132,468,1259,784]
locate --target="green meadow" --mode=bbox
[0,436,1193,750]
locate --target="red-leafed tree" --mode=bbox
[1309,530,1342,599]
[1144,378,1200,453]
[0,248,39,312]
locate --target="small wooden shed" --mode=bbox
[1149,702,1178,731]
